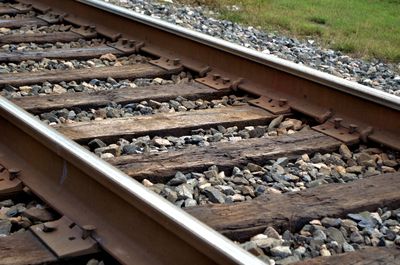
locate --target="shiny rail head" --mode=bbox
[79,0,400,111]
[0,96,266,264]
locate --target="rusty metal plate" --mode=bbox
[313,120,360,145]
[109,38,143,53]
[249,96,291,114]
[71,26,97,38]
[0,167,23,197]
[12,3,32,12]
[30,216,99,258]
[149,57,183,71]
[141,45,210,76]
[195,72,233,90]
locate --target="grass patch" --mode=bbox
[177,0,400,62]
[309,16,326,25]
[333,42,357,54]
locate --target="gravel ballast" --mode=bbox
[0,53,148,74]
[0,39,106,52]
[1,72,190,98]
[240,206,400,264]
[102,0,400,95]
[90,115,306,159]
[39,93,250,125]
[0,24,74,36]
[143,144,399,208]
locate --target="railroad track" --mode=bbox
[0,0,399,264]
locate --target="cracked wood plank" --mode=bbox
[186,172,400,242]
[0,64,178,87]
[109,130,340,183]
[12,82,227,114]
[0,231,57,265]
[0,17,47,29]
[0,45,125,62]
[0,31,89,45]
[57,105,276,143]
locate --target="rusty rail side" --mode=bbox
[18,0,400,150]
[0,97,265,265]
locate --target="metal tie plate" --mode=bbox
[149,57,183,71]
[249,96,291,114]
[195,72,232,90]
[0,165,23,197]
[30,216,99,258]
[313,119,361,145]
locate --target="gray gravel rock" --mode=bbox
[0,195,57,236]
[22,206,54,222]
[313,229,327,241]
[321,217,341,228]
[264,226,281,240]
[88,138,106,150]
[326,227,346,245]
[342,242,355,252]
[240,241,264,256]
[251,234,282,249]
[270,246,292,258]
[203,186,225,203]
[0,219,12,236]
[167,171,187,186]
[175,183,193,200]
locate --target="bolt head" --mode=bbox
[278,98,288,106]
[333,118,342,129]
[222,78,230,84]
[212,74,221,80]
[42,222,57,233]
[349,124,358,134]
[82,225,96,232]
[8,168,21,180]
[81,225,96,239]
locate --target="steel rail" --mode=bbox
[0,96,265,265]
[80,0,400,111]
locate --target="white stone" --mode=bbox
[101,153,114,159]
[52,84,67,94]
[142,179,153,187]
[19,86,32,93]
[63,61,74,69]
[270,246,292,258]
[153,137,172,147]
[0,28,10,34]
[100,53,117,61]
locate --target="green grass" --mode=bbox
[178,0,400,62]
